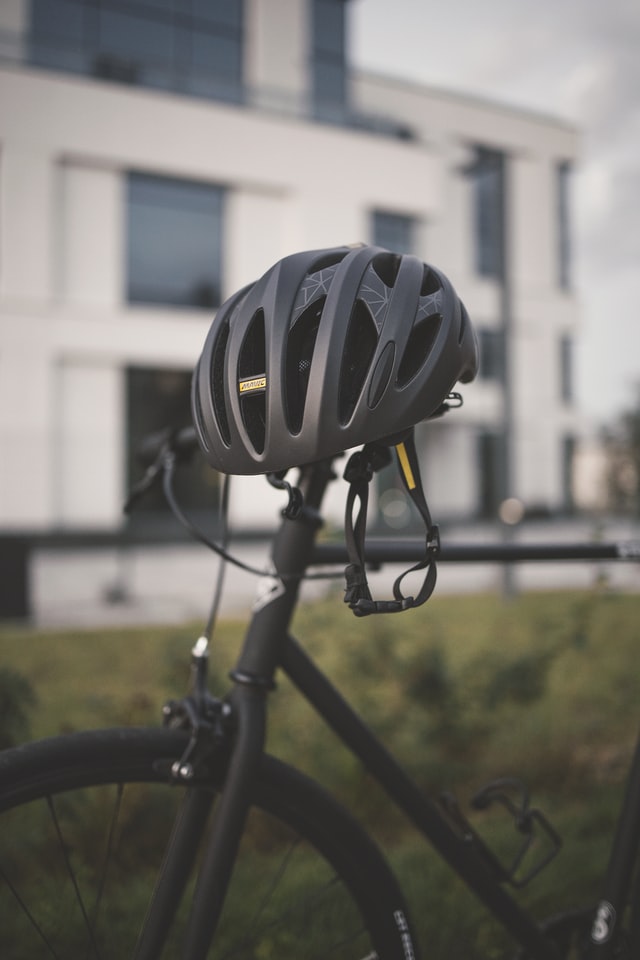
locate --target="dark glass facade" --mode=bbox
[29,0,244,104]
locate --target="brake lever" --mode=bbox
[124,426,199,514]
[123,456,167,514]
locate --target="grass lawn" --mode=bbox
[1,587,639,956]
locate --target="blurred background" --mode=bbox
[0,0,638,624]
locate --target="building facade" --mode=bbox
[0,0,580,568]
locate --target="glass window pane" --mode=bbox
[126,0,177,13]
[98,9,175,65]
[478,431,506,517]
[562,435,575,512]
[185,28,243,101]
[470,148,504,279]
[313,61,346,115]
[478,329,505,381]
[31,0,84,43]
[127,174,224,309]
[130,174,222,214]
[313,0,345,56]
[372,210,415,254]
[560,335,573,402]
[192,0,243,30]
[191,30,241,77]
[557,161,572,289]
[127,367,219,522]
[311,0,347,117]
[28,0,245,104]
[29,0,89,73]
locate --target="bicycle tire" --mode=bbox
[0,727,417,959]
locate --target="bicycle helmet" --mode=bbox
[192,244,478,475]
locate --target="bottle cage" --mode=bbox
[343,428,440,617]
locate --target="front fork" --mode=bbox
[179,681,268,959]
[132,641,269,960]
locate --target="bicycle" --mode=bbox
[0,424,639,959]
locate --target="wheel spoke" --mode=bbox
[47,795,104,960]
[84,783,125,959]
[220,858,367,959]
[0,860,62,958]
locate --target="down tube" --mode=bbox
[280,634,560,960]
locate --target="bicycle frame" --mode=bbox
[138,458,640,960]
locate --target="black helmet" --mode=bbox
[192,244,478,475]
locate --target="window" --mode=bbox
[311,0,348,121]
[559,335,573,404]
[468,147,505,279]
[126,367,218,530]
[478,431,507,518]
[561,435,576,513]
[371,210,415,254]
[28,0,89,75]
[557,161,572,289]
[29,0,244,104]
[127,173,224,309]
[478,329,505,382]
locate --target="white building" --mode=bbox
[0,0,581,617]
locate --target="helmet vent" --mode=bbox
[285,296,324,434]
[397,314,442,387]
[338,301,378,425]
[371,252,401,287]
[309,250,348,272]
[238,309,266,455]
[211,320,231,446]
[420,266,442,296]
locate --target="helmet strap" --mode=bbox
[343,429,440,617]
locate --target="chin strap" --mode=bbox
[343,429,440,617]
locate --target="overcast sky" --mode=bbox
[351,0,640,427]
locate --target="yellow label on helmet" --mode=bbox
[239,376,267,394]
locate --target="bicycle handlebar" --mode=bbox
[312,539,640,566]
[137,426,198,468]
[132,428,640,568]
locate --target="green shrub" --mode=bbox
[0,666,36,748]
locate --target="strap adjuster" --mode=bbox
[342,430,439,617]
[427,525,441,556]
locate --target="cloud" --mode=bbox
[352,0,640,420]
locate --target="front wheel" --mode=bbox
[0,727,417,958]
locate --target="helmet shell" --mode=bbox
[192,245,478,474]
